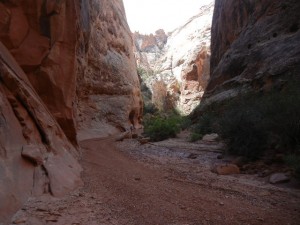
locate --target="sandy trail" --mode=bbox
[10,136,300,225]
[79,138,300,225]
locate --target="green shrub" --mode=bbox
[143,102,158,115]
[143,114,184,141]
[218,103,267,159]
[193,113,217,135]
[193,80,300,160]
[190,133,203,142]
[284,154,300,179]
[219,82,300,159]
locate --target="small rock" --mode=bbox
[219,202,224,206]
[46,217,58,222]
[231,156,246,167]
[13,218,27,224]
[258,169,272,177]
[132,133,139,139]
[257,217,264,222]
[258,191,271,196]
[36,206,48,212]
[90,194,97,199]
[138,138,150,144]
[212,163,240,175]
[217,154,224,159]
[115,131,131,141]
[269,173,290,184]
[180,205,187,209]
[202,133,219,142]
[21,145,44,165]
[187,153,198,159]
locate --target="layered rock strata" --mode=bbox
[0,0,142,222]
[201,0,300,107]
[133,3,214,114]
[76,0,142,140]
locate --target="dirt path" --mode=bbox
[80,138,300,225]
[10,136,300,225]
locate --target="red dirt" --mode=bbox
[10,136,300,225]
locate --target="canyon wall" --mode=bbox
[133,3,214,114]
[201,0,300,107]
[76,0,142,140]
[0,0,142,222]
[133,29,168,71]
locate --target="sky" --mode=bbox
[123,0,213,34]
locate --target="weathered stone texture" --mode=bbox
[0,0,142,222]
[202,0,300,106]
[133,3,214,114]
[76,0,143,140]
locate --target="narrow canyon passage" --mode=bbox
[78,138,300,225]
[1,0,300,224]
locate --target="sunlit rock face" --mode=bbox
[76,0,143,140]
[133,29,168,70]
[0,0,142,222]
[201,0,300,107]
[133,3,214,114]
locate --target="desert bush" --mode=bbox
[189,133,203,142]
[143,113,185,141]
[218,101,267,159]
[192,80,300,159]
[143,102,158,115]
[284,154,300,179]
[193,114,217,135]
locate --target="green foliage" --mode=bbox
[218,103,267,159]
[193,114,217,136]
[143,113,186,141]
[192,80,300,159]
[190,133,203,142]
[143,102,158,115]
[284,154,300,179]
[137,66,158,80]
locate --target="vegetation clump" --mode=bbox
[143,112,190,142]
[191,81,300,160]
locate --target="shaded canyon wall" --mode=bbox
[201,0,300,107]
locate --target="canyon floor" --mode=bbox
[11,132,300,225]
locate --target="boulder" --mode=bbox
[269,173,290,184]
[138,138,151,145]
[202,133,219,142]
[21,145,45,166]
[212,163,240,175]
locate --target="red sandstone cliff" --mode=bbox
[0,0,142,223]
[76,0,142,141]
[202,0,300,106]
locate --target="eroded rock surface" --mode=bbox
[76,0,142,141]
[0,0,142,223]
[133,29,168,70]
[201,0,300,107]
[0,42,82,223]
[0,0,78,145]
[133,2,214,114]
